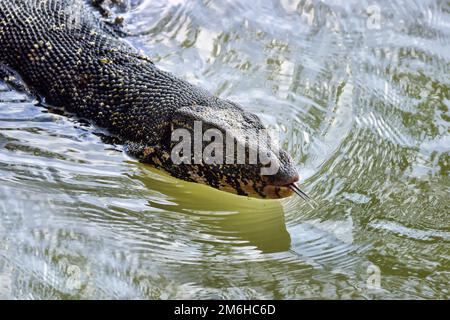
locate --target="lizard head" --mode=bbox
[138,99,305,199]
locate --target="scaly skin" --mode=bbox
[0,0,299,198]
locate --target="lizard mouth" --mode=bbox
[259,183,310,200]
[225,169,313,200]
[257,171,311,200]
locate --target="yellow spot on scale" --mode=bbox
[99,58,111,64]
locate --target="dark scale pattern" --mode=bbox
[0,0,211,144]
[0,0,300,198]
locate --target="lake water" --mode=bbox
[0,0,448,299]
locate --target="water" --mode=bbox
[0,0,449,299]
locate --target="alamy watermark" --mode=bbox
[366,5,382,30]
[64,0,84,30]
[366,263,381,290]
[170,121,282,176]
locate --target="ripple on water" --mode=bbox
[0,0,449,299]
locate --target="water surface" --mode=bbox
[0,0,449,299]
